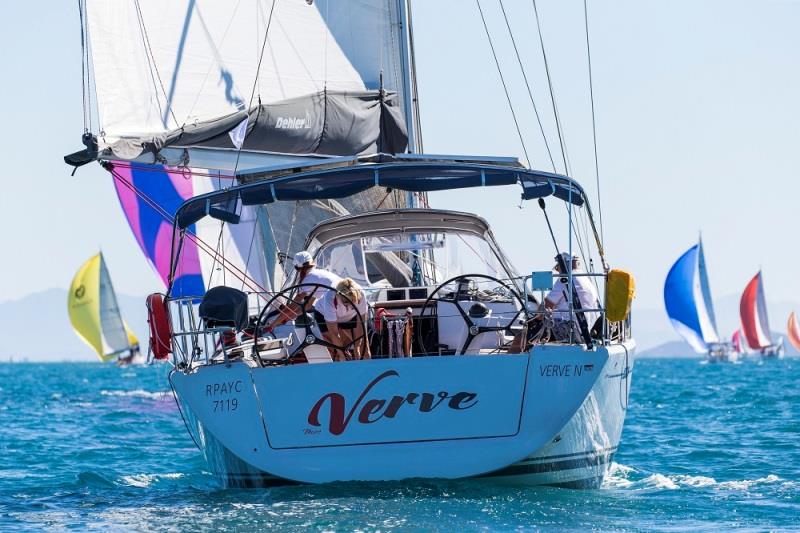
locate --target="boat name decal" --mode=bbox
[206,380,243,396]
[539,364,590,378]
[307,370,479,436]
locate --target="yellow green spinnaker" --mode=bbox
[68,252,139,362]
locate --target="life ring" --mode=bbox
[146,293,172,360]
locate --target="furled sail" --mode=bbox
[739,271,773,350]
[68,253,139,361]
[663,241,720,353]
[788,312,800,351]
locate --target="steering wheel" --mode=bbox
[254,283,367,363]
[417,274,528,355]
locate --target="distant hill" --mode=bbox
[0,289,148,362]
[639,330,798,358]
[637,341,700,359]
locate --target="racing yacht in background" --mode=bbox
[740,271,784,358]
[664,239,735,362]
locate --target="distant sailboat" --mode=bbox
[740,271,784,358]
[664,239,735,362]
[68,252,141,364]
[731,329,747,357]
[787,312,800,352]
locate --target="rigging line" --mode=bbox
[77,0,88,133]
[475,0,532,169]
[241,210,260,293]
[133,0,180,129]
[109,168,268,294]
[107,162,235,180]
[583,0,604,247]
[233,0,278,175]
[531,0,569,175]
[498,0,557,173]
[284,201,300,259]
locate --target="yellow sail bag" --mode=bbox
[606,269,635,322]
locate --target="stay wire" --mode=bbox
[583,0,605,247]
[498,0,556,173]
[531,0,569,175]
[475,0,532,168]
[77,0,88,133]
[133,0,179,129]
[233,0,277,175]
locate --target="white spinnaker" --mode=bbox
[98,254,131,354]
[85,0,405,140]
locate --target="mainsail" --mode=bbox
[663,240,720,353]
[787,312,800,351]
[739,271,774,350]
[71,1,420,294]
[68,253,139,361]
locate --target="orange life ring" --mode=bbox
[146,293,172,360]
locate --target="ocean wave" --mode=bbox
[605,463,791,492]
[120,473,184,488]
[101,389,167,401]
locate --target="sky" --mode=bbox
[0,0,798,316]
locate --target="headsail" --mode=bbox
[663,241,720,353]
[740,271,773,350]
[68,253,139,361]
[788,312,800,351]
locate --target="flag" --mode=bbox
[228,116,249,150]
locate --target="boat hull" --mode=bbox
[171,341,634,488]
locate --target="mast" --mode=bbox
[397,0,423,210]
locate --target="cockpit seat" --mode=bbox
[199,286,249,331]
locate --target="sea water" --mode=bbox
[1,358,798,531]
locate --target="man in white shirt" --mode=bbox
[544,252,600,340]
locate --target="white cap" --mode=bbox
[293,251,314,268]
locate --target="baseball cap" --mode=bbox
[293,251,314,268]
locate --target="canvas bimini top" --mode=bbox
[173,153,595,231]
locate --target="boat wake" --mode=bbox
[604,462,791,492]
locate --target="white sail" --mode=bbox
[85,0,409,141]
[98,253,132,354]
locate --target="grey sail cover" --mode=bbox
[169,90,407,156]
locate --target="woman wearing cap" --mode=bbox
[316,278,372,361]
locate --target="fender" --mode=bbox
[146,293,172,360]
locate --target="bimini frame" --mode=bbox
[168,153,604,294]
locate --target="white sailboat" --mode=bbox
[68,1,635,489]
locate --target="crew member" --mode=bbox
[544,252,601,339]
[315,278,372,361]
